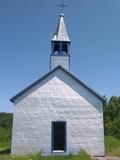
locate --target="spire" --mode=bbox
[52,13,71,42]
[50,13,71,71]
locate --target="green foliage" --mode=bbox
[0,113,13,151]
[77,150,91,160]
[104,96,120,139]
[0,127,12,151]
[0,150,91,160]
[105,136,120,157]
[0,153,39,160]
[0,112,13,128]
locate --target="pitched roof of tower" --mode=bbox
[52,13,71,42]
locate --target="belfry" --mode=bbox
[50,13,71,70]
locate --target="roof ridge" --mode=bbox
[10,65,105,103]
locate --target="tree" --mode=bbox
[0,112,13,128]
[104,96,120,139]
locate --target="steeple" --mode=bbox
[52,13,71,42]
[50,13,71,70]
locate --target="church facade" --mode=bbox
[10,13,105,156]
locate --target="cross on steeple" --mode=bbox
[58,1,68,13]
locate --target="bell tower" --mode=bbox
[50,13,71,70]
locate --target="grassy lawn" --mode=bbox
[105,136,120,157]
[0,150,91,160]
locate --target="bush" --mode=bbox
[77,150,91,160]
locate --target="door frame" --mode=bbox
[51,121,66,152]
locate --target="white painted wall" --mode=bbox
[11,68,104,156]
[50,55,70,70]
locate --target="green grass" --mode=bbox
[105,135,120,157]
[0,150,91,160]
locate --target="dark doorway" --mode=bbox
[52,121,66,151]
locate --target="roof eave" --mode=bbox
[10,65,105,103]
[51,39,71,42]
[10,66,61,103]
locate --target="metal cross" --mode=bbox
[58,1,68,13]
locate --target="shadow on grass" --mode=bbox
[0,149,11,154]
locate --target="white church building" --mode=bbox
[10,12,105,156]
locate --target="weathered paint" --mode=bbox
[50,56,70,70]
[11,68,104,156]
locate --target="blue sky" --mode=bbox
[0,0,120,112]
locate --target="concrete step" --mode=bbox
[92,157,120,160]
[92,157,106,160]
[106,157,120,160]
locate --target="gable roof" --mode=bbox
[10,65,105,103]
[52,13,71,42]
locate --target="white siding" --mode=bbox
[11,68,104,156]
[50,56,69,70]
